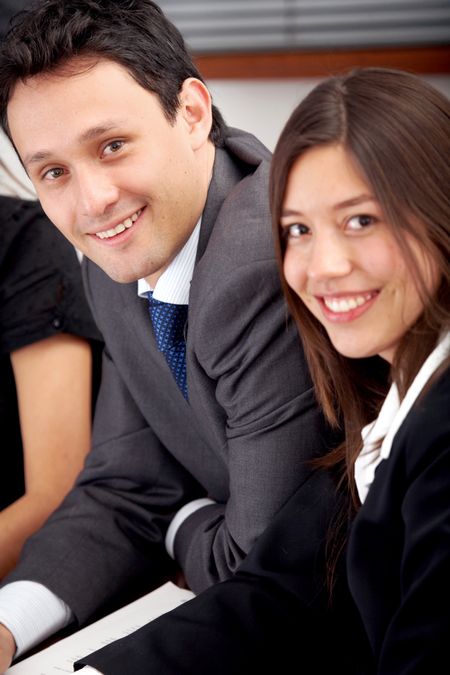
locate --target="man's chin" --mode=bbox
[84,256,143,284]
[103,268,143,284]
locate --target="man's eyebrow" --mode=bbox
[78,122,123,144]
[24,122,124,168]
[24,150,53,167]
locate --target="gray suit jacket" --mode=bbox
[5,128,334,626]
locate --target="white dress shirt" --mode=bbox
[0,220,214,669]
[355,332,450,503]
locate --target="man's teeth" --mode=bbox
[95,209,141,239]
[323,294,373,313]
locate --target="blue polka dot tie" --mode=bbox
[147,292,188,400]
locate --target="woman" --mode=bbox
[51,68,450,674]
[273,66,450,672]
[0,168,102,578]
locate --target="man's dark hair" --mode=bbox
[0,0,226,145]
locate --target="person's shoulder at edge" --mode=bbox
[0,194,103,350]
[396,363,450,463]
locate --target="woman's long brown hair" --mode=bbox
[270,67,450,590]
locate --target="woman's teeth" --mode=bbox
[323,293,373,313]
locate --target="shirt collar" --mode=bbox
[137,220,201,304]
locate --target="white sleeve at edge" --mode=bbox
[0,581,73,658]
[165,498,215,559]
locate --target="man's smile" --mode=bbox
[94,208,143,239]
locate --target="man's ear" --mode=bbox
[178,77,213,150]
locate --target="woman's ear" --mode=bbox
[178,77,213,150]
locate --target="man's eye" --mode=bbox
[347,214,376,230]
[44,167,65,180]
[103,140,124,156]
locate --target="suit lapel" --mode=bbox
[196,129,271,265]
[196,146,246,264]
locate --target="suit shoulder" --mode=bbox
[206,128,273,264]
[407,367,450,433]
[394,367,450,472]
[203,160,273,271]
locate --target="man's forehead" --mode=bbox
[9,56,135,104]
[7,58,160,161]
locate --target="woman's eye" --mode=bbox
[103,140,124,156]
[347,214,376,230]
[285,223,310,238]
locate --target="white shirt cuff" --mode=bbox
[80,668,104,674]
[0,581,73,657]
[165,498,215,559]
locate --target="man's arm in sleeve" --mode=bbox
[3,256,206,629]
[3,347,203,628]
[175,251,338,592]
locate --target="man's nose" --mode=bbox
[76,166,120,218]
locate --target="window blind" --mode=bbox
[158,0,450,53]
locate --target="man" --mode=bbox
[0,1,333,670]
